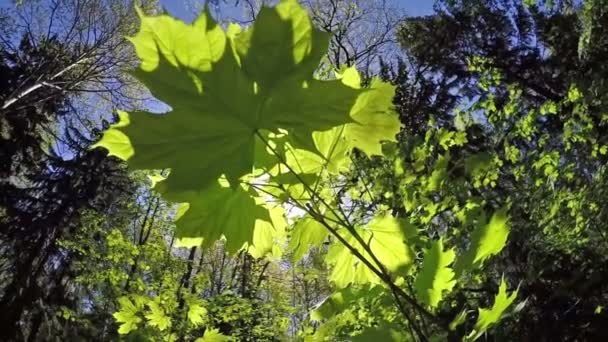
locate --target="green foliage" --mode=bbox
[187,300,207,326]
[352,322,410,342]
[92,1,527,340]
[289,216,328,262]
[310,286,384,321]
[93,0,396,195]
[114,296,145,334]
[455,207,510,275]
[466,278,518,341]
[414,239,456,308]
[95,0,399,254]
[169,180,276,253]
[195,328,229,342]
[145,300,172,331]
[325,214,415,288]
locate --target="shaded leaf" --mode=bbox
[351,322,410,341]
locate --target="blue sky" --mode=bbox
[0,0,435,20]
[160,0,435,23]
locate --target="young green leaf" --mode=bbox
[414,239,457,308]
[195,328,229,342]
[341,77,401,157]
[113,297,143,335]
[248,205,286,259]
[455,207,510,275]
[145,301,171,331]
[467,277,518,340]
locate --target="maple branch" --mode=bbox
[252,130,445,334]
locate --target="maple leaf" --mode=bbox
[113,297,143,335]
[187,300,207,326]
[467,277,518,341]
[145,300,171,331]
[164,180,279,254]
[94,0,363,197]
[92,0,398,252]
[455,207,510,276]
[289,216,328,262]
[414,239,457,308]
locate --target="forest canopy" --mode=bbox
[1,0,607,341]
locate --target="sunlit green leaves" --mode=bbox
[167,180,279,254]
[248,204,287,259]
[415,239,457,308]
[187,300,207,326]
[286,126,351,174]
[310,285,384,321]
[466,277,518,340]
[289,216,328,262]
[342,77,400,157]
[94,0,398,257]
[95,0,370,195]
[455,207,510,276]
[326,214,416,288]
[113,296,144,335]
[195,328,229,342]
[145,300,171,331]
[92,1,534,340]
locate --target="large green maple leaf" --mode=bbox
[93,0,397,197]
[93,0,399,251]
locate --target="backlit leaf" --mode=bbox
[326,214,415,288]
[467,277,518,340]
[187,301,207,326]
[167,180,275,253]
[195,328,229,342]
[113,297,143,335]
[145,301,171,331]
[95,0,366,196]
[455,207,510,276]
[414,239,457,308]
[289,216,328,262]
